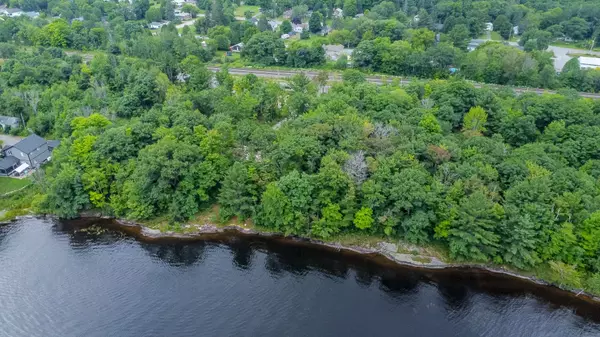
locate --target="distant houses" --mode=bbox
[0,7,23,17]
[0,116,19,130]
[0,134,59,176]
[0,6,38,18]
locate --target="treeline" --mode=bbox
[1,47,599,292]
[2,0,600,92]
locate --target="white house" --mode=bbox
[1,8,24,17]
[579,57,600,70]
[148,21,169,29]
[333,8,343,18]
[175,11,191,20]
[268,20,281,30]
[230,42,244,52]
[485,22,493,31]
[292,23,306,33]
[281,33,290,39]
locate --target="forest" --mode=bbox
[1,0,600,91]
[0,44,600,294]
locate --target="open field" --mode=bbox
[0,177,31,195]
[234,5,259,17]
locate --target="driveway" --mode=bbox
[547,45,600,72]
[0,134,22,147]
[175,17,202,29]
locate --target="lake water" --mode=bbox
[1,218,600,337]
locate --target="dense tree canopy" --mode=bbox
[2,0,600,294]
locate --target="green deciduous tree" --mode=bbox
[242,32,286,65]
[354,207,374,230]
[44,163,89,218]
[463,106,488,134]
[309,12,323,33]
[493,15,512,40]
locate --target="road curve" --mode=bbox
[207,67,600,99]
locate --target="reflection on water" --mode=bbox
[1,218,599,337]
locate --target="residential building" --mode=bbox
[292,23,306,33]
[0,116,19,130]
[230,42,244,52]
[0,156,19,176]
[579,57,600,70]
[47,140,61,151]
[148,21,169,29]
[23,11,40,19]
[268,20,281,30]
[323,44,352,61]
[281,33,290,39]
[175,11,191,20]
[3,134,52,168]
[333,8,343,18]
[1,8,24,17]
[485,22,493,31]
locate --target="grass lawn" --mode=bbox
[478,31,504,41]
[490,31,503,41]
[0,177,31,195]
[551,40,600,52]
[234,5,259,17]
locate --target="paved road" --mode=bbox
[0,134,23,147]
[208,67,600,99]
[175,17,203,29]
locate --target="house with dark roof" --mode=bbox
[3,134,52,168]
[48,140,61,151]
[0,156,19,176]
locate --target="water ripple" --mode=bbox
[0,219,599,337]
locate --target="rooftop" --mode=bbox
[0,156,19,170]
[12,134,47,154]
[48,140,61,149]
[579,57,600,67]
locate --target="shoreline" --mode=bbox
[6,214,600,306]
[93,215,600,305]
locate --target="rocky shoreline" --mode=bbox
[5,214,600,305]
[110,217,600,305]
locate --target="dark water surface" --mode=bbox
[1,218,600,337]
